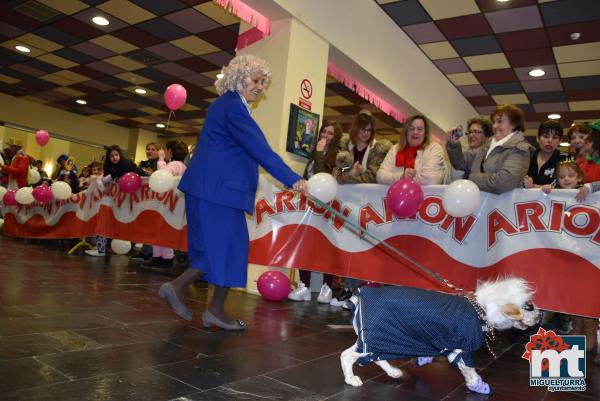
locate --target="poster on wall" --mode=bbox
[285,104,320,159]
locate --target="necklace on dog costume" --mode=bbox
[463,292,497,359]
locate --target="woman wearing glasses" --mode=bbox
[377,114,448,185]
[447,104,533,194]
[335,112,392,184]
[449,118,493,180]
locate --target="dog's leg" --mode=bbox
[341,343,369,386]
[457,359,492,395]
[375,360,403,378]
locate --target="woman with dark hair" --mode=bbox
[523,120,569,188]
[302,120,343,179]
[85,145,146,257]
[102,145,145,180]
[447,104,533,194]
[335,113,391,184]
[289,121,343,304]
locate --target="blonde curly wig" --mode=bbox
[214,54,271,96]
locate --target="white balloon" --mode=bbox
[28,169,41,185]
[307,172,338,203]
[172,176,185,197]
[51,181,72,200]
[15,187,35,205]
[149,169,174,194]
[442,179,481,218]
[110,239,132,255]
[0,186,7,200]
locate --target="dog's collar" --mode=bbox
[462,293,497,359]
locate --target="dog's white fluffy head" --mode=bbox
[475,277,540,331]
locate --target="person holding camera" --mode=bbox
[446,105,533,194]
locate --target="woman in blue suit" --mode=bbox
[159,55,307,330]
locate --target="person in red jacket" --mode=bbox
[2,149,29,189]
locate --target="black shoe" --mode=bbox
[157,258,173,269]
[330,288,353,307]
[142,257,162,268]
[131,252,152,262]
[337,288,353,302]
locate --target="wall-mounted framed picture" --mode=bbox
[285,104,320,159]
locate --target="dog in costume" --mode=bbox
[340,277,540,395]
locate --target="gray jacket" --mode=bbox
[446,131,533,194]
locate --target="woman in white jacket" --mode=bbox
[377,114,448,185]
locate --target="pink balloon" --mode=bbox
[164,84,187,111]
[35,130,50,146]
[257,271,291,302]
[386,178,424,218]
[3,190,17,206]
[119,172,142,194]
[32,184,53,204]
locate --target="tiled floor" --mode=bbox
[0,235,597,401]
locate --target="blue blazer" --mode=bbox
[179,91,301,215]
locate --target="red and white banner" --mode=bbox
[3,180,187,249]
[249,178,600,318]
[3,176,599,317]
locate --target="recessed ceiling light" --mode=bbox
[570,32,581,41]
[548,113,561,119]
[216,73,224,79]
[528,69,545,77]
[560,142,570,147]
[92,16,109,26]
[134,88,147,95]
[15,45,31,53]
[497,0,510,2]
[76,99,87,105]
[156,123,166,128]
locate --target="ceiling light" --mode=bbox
[92,16,109,26]
[134,88,147,95]
[560,142,570,147]
[216,73,224,79]
[497,0,510,2]
[156,123,166,128]
[548,113,561,119]
[528,69,545,77]
[15,45,31,53]
[570,32,581,41]
[76,99,87,105]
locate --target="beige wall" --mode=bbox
[0,93,131,150]
[238,18,329,173]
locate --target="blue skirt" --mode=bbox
[185,194,249,288]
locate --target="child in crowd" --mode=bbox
[143,141,188,269]
[78,165,92,191]
[540,161,584,194]
[89,162,103,180]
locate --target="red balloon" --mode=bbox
[386,178,424,218]
[35,130,50,146]
[257,271,291,302]
[32,185,53,204]
[164,83,187,111]
[119,172,141,194]
[3,190,17,206]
